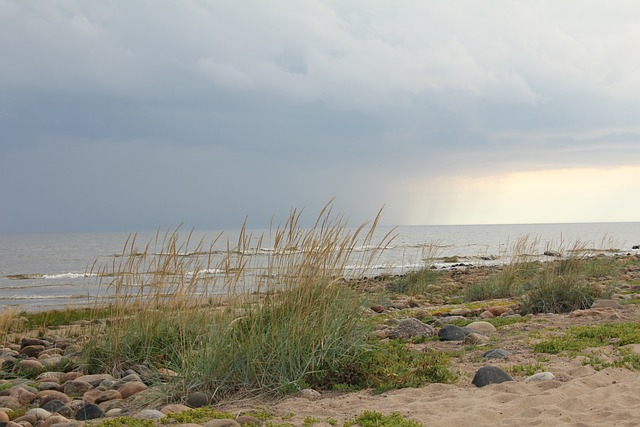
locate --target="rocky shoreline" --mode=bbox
[2,257,640,426]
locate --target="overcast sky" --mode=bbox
[1,1,640,233]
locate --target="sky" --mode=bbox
[1,1,640,233]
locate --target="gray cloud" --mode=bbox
[1,0,640,232]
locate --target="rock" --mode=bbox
[160,404,191,415]
[387,318,434,339]
[438,324,472,341]
[591,299,623,309]
[20,337,50,348]
[471,366,514,387]
[373,329,388,339]
[479,310,495,319]
[299,388,321,400]
[0,396,21,410]
[113,373,142,388]
[37,382,62,392]
[543,250,562,257]
[487,306,509,317]
[365,285,385,293]
[63,380,93,396]
[24,407,52,420]
[74,374,114,387]
[632,245,639,250]
[89,389,122,405]
[36,372,65,383]
[75,403,103,421]
[482,349,510,359]
[117,381,148,398]
[524,372,556,383]
[435,316,467,325]
[0,411,8,423]
[449,308,472,317]
[40,415,76,427]
[38,390,71,405]
[463,333,490,345]
[105,408,125,418]
[41,399,68,414]
[134,409,166,420]
[20,344,46,358]
[370,304,385,313]
[186,391,209,408]
[8,386,37,405]
[466,321,497,335]
[15,358,45,372]
[236,415,262,425]
[204,420,241,427]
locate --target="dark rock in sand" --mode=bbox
[483,349,510,359]
[438,324,473,341]
[186,391,210,408]
[472,366,514,387]
[19,344,45,358]
[370,304,385,313]
[387,318,434,339]
[75,403,103,421]
[20,337,50,348]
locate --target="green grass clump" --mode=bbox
[386,268,442,296]
[161,407,234,424]
[520,265,610,314]
[94,418,155,427]
[345,411,423,427]
[336,341,457,394]
[505,362,545,376]
[533,322,640,354]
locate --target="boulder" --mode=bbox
[387,318,434,339]
[482,349,510,359]
[471,366,514,387]
[438,324,473,341]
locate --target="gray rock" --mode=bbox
[75,403,103,421]
[472,366,514,387]
[134,409,166,420]
[543,250,562,257]
[466,321,497,335]
[63,380,93,397]
[438,324,473,341]
[524,372,556,382]
[387,318,434,339]
[186,391,209,408]
[482,349,510,359]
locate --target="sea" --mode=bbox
[1,222,639,312]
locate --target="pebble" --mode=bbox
[438,324,473,341]
[387,318,434,339]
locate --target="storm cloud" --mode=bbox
[1,1,639,232]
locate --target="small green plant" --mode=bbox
[161,407,235,424]
[94,418,155,427]
[345,411,424,427]
[506,362,545,376]
[534,322,640,354]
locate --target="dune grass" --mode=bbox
[80,204,399,401]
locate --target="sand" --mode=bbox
[220,302,640,427]
[267,367,640,426]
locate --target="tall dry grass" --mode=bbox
[81,204,395,401]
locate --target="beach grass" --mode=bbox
[80,204,400,401]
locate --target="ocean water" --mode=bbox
[1,222,639,312]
